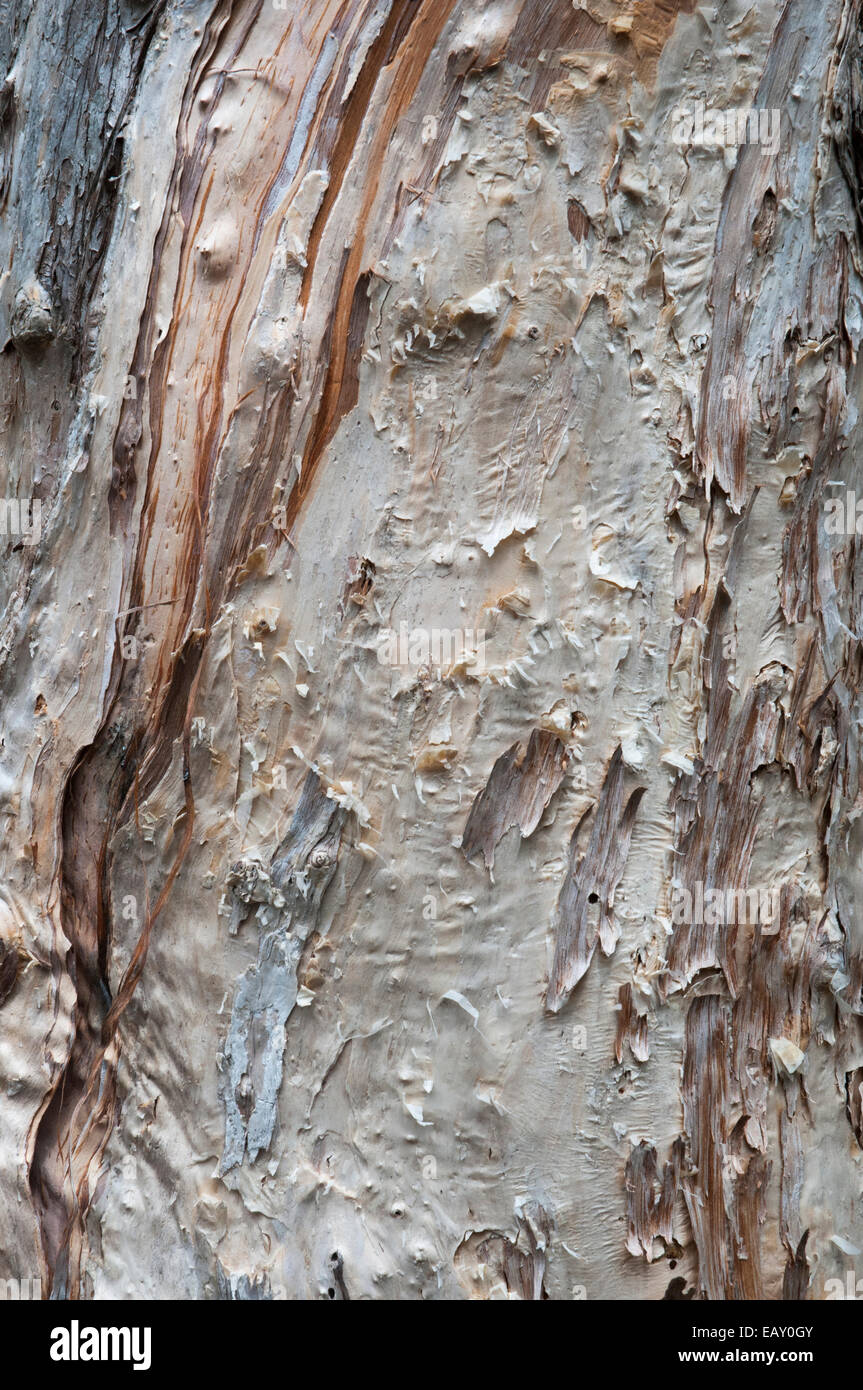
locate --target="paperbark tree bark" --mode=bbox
[1,0,863,1301]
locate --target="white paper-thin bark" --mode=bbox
[0,0,862,1301]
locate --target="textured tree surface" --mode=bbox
[1,0,863,1302]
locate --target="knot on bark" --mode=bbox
[10,279,55,348]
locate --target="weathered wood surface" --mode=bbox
[0,0,862,1300]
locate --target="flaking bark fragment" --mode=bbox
[624,1137,685,1261]
[460,728,569,871]
[220,771,345,1173]
[614,982,649,1064]
[546,747,645,1013]
[454,1203,552,1300]
[844,1067,863,1148]
[0,940,17,1007]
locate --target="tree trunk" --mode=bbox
[1,0,862,1302]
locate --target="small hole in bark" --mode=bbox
[588,892,598,904]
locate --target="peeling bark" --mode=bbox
[2,0,863,1303]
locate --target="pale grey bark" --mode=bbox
[0,0,862,1302]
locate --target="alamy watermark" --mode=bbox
[671,102,781,157]
[376,624,486,675]
[824,1269,863,1299]
[671,881,779,928]
[825,487,863,536]
[0,498,40,545]
[0,1274,41,1299]
[50,1320,151,1371]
